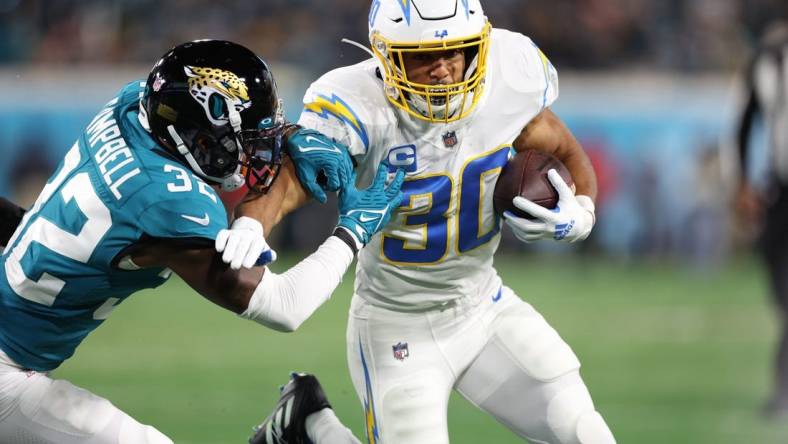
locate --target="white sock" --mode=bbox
[305,408,362,444]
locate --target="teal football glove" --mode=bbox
[336,163,405,249]
[287,128,355,203]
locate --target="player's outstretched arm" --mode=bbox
[124,241,265,314]
[235,159,311,235]
[235,162,401,331]
[131,162,403,332]
[506,109,597,243]
[214,160,310,270]
[233,162,401,332]
[217,136,357,270]
[229,127,355,233]
[132,238,341,333]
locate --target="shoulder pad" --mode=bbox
[116,80,147,109]
[136,165,227,241]
[299,60,393,156]
[492,29,559,108]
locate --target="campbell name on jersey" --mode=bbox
[299,29,559,310]
[0,82,228,371]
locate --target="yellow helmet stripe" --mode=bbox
[461,0,470,19]
[397,0,411,25]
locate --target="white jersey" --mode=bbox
[298,28,558,311]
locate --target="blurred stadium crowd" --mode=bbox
[0,0,786,71]
[0,0,787,261]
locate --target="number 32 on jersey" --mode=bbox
[382,145,511,265]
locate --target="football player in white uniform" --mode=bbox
[229,1,615,442]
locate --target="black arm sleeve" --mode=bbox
[735,53,762,183]
[0,197,26,247]
[736,86,759,181]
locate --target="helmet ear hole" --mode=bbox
[208,93,227,120]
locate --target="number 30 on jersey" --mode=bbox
[382,145,511,265]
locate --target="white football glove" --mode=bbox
[503,169,596,243]
[215,216,278,270]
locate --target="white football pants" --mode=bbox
[0,349,172,444]
[346,286,615,444]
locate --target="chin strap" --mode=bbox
[465,53,480,81]
[226,97,243,133]
[223,97,248,192]
[138,103,152,132]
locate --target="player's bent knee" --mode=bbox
[495,302,580,382]
[546,384,614,444]
[28,379,116,436]
[380,377,449,444]
[16,377,172,444]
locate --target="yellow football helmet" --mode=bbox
[368,0,491,123]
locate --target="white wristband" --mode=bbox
[241,236,354,332]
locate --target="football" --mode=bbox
[493,149,574,218]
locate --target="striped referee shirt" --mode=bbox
[738,25,788,183]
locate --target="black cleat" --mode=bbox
[249,373,332,444]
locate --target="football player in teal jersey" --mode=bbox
[0,40,401,444]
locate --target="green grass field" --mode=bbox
[56,254,788,443]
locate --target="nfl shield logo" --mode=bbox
[442,131,458,148]
[392,342,409,361]
[152,75,165,92]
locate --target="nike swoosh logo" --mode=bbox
[303,135,332,146]
[348,208,388,231]
[299,135,341,153]
[181,213,210,226]
[299,146,341,153]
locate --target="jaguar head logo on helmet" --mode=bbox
[368,0,491,123]
[141,40,287,193]
[183,65,252,126]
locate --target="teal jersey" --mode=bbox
[0,81,229,371]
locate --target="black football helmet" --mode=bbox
[141,39,286,192]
